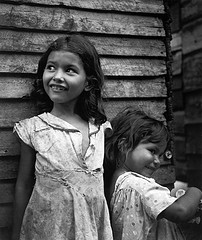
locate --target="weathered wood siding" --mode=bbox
[170,0,186,181]
[0,0,173,239]
[181,0,202,189]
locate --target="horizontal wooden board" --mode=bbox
[0,226,12,240]
[171,32,182,52]
[173,111,185,135]
[0,54,167,76]
[173,90,184,111]
[170,1,180,33]
[1,76,167,99]
[0,0,165,14]
[173,136,185,161]
[187,154,202,170]
[172,75,183,91]
[0,130,20,156]
[0,205,13,227]
[185,91,202,124]
[182,19,202,55]
[104,79,167,98]
[172,51,182,76]
[0,30,166,57]
[0,3,165,36]
[186,124,202,154]
[0,99,167,129]
[104,99,167,121]
[181,0,202,23]
[183,52,202,91]
[0,182,15,203]
[0,158,19,180]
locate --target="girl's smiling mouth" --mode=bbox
[49,84,68,92]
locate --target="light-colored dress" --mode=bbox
[14,112,113,240]
[110,172,184,240]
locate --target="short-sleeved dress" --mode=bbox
[110,172,185,240]
[14,112,113,240]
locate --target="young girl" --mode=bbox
[12,34,113,240]
[104,106,202,240]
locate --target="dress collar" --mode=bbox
[37,112,99,135]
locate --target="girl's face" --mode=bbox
[124,140,167,178]
[43,50,86,109]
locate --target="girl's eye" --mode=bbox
[66,68,76,74]
[150,149,156,155]
[46,65,55,71]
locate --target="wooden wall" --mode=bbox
[171,0,202,187]
[181,0,202,189]
[170,0,186,181]
[0,0,174,239]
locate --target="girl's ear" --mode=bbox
[84,77,94,91]
[118,138,127,152]
[84,81,92,91]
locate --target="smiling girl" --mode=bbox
[11,34,113,240]
[104,106,202,240]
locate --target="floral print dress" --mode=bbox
[14,113,113,240]
[110,172,184,240]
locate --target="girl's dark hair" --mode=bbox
[105,106,170,167]
[104,106,170,194]
[31,34,107,125]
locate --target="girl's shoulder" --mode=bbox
[113,171,157,193]
[14,113,48,132]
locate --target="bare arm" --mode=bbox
[158,187,202,223]
[11,141,36,240]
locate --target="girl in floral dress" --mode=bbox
[104,106,202,240]
[11,34,113,240]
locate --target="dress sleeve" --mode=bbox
[140,178,177,219]
[13,118,34,148]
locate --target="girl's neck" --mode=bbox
[51,105,85,125]
[116,166,130,175]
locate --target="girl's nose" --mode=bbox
[53,77,65,83]
[53,70,65,82]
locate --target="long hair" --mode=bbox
[31,34,107,125]
[104,106,170,193]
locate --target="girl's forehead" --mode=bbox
[48,50,82,64]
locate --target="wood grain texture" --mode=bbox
[0,0,165,13]
[0,54,167,76]
[1,76,167,99]
[185,91,202,124]
[173,136,185,161]
[0,30,166,57]
[0,3,165,36]
[183,51,202,91]
[0,100,166,128]
[171,32,182,52]
[181,0,202,23]
[0,205,13,227]
[0,226,12,240]
[172,51,182,76]
[186,124,202,155]
[0,182,15,203]
[0,158,19,180]
[182,19,202,55]
[173,111,185,135]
